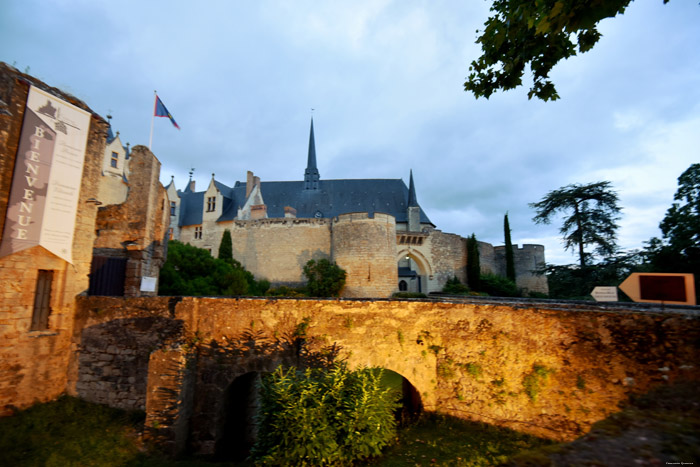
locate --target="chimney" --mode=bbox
[246,171,254,198]
[251,204,267,220]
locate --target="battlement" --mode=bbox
[232,217,331,229]
[333,211,396,224]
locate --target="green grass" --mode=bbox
[367,412,553,466]
[0,395,145,467]
[1,397,552,466]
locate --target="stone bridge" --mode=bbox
[69,296,700,457]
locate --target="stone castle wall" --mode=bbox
[493,244,548,294]
[427,230,468,289]
[0,63,108,414]
[479,242,548,294]
[227,218,333,285]
[93,146,169,297]
[71,295,700,453]
[332,212,398,298]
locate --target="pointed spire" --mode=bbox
[407,169,418,207]
[304,118,320,190]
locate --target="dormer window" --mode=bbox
[110,152,118,168]
[206,196,216,212]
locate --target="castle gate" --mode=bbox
[71,296,700,456]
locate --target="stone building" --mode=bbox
[167,119,548,297]
[0,63,169,414]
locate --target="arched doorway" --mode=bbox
[376,369,423,424]
[397,251,429,293]
[216,371,261,461]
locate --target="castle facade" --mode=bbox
[167,120,548,297]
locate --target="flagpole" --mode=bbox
[149,90,156,150]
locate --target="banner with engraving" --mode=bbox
[0,85,91,263]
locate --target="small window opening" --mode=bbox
[31,270,53,331]
[207,196,216,212]
[110,151,118,168]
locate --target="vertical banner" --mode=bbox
[0,85,91,263]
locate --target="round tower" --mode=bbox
[331,213,398,298]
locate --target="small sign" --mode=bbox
[140,276,157,293]
[619,273,696,306]
[591,286,618,302]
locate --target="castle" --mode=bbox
[165,119,548,297]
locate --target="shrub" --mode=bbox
[159,240,249,296]
[392,292,428,299]
[252,364,400,465]
[442,276,470,294]
[479,273,520,297]
[303,259,347,297]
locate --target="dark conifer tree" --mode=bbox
[218,229,233,264]
[504,213,516,282]
[466,234,481,291]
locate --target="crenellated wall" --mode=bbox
[227,217,332,285]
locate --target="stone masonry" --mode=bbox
[72,295,700,455]
[0,63,108,414]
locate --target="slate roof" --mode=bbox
[177,178,433,227]
[176,119,432,228]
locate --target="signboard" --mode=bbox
[140,276,157,293]
[619,273,696,306]
[591,286,618,302]
[0,86,91,263]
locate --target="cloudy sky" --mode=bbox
[2,1,698,264]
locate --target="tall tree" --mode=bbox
[218,229,233,264]
[646,164,700,290]
[466,234,481,291]
[529,181,621,267]
[465,0,674,101]
[504,213,516,282]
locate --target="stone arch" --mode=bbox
[377,368,423,423]
[215,371,262,461]
[397,248,432,293]
[397,248,433,276]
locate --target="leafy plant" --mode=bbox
[252,364,400,465]
[159,240,249,296]
[479,273,520,297]
[303,259,347,297]
[523,364,555,402]
[392,292,428,299]
[442,276,470,294]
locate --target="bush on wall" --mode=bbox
[303,259,347,297]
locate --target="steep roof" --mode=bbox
[177,177,433,226]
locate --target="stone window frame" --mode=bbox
[170,201,176,216]
[110,151,118,168]
[30,270,53,331]
[206,196,216,212]
[194,226,203,239]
